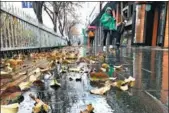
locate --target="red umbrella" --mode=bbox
[88,26,97,29]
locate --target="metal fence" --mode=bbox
[0,2,67,51]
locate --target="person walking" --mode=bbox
[116,20,127,48]
[100,7,117,51]
[88,30,95,48]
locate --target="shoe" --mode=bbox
[109,45,113,52]
[109,45,113,49]
[103,46,106,52]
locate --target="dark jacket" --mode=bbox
[117,22,125,34]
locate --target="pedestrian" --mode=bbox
[116,20,127,48]
[88,30,95,47]
[78,40,81,46]
[100,7,117,51]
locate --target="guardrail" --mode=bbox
[0,2,67,51]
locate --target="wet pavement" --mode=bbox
[18,46,168,113]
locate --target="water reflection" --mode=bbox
[18,47,168,113]
[109,47,168,113]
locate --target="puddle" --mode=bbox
[17,47,168,113]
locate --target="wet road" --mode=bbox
[18,70,115,113]
[18,47,168,113]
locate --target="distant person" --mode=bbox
[66,36,71,46]
[100,7,117,51]
[116,20,127,48]
[78,40,81,46]
[88,30,95,47]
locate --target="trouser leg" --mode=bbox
[116,32,121,44]
[110,30,116,46]
[116,32,121,48]
[103,30,109,46]
[89,38,92,47]
[89,37,94,47]
[91,38,94,46]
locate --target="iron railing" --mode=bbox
[0,2,67,51]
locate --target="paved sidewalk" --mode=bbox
[104,47,168,113]
[18,46,168,113]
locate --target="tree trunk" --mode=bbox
[54,24,57,32]
[33,2,44,24]
[53,8,58,32]
[58,18,64,36]
[53,17,57,32]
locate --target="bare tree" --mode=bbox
[57,2,82,36]
[43,2,63,32]
[65,13,80,46]
[58,2,66,36]
[33,1,82,37]
[32,1,44,24]
[65,21,78,46]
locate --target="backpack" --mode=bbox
[117,23,125,34]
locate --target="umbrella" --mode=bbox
[88,26,97,29]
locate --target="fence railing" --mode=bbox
[0,2,67,51]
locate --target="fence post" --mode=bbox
[99,2,103,53]
[38,23,41,52]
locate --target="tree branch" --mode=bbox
[44,5,54,23]
[43,4,54,14]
